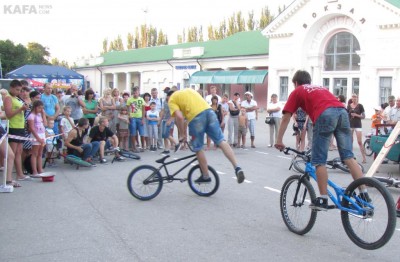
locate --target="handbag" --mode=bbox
[265,115,274,125]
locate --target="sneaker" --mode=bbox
[194,176,212,183]
[309,197,330,211]
[100,158,107,164]
[161,150,170,155]
[235,167,245,184]
[87,160,97,167]
[115,156,125,161]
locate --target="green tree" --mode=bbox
[27,42,50,65]
[127,33,134,49]
[259,6,274,29]
[207,25,215,40]
[102,38,108,54]
[236,11,246,32]
[0,40,28,74]
[247,11,256,31]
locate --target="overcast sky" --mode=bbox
[0,0,294,64]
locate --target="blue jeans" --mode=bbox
[189,109,224,152]
[161,120,174,139]
[312,107,354,166]
[129,117,144,136]
[82,141,100,161]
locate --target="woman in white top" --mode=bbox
[266,94,282,147]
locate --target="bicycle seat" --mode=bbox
[156,155,170,164]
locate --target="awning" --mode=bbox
[190,70,268,84]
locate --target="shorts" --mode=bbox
[31,133,46,146]
[238,126,247,135]
[312,107,354,166]
[351,128,363,132]
[189,109,224,152]
[161,120,174,139]
[119,128,129,138]
[129,117,144,136]
[8,128,25,143]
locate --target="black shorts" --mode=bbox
[8,128,25,143]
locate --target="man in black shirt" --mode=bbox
[87,116,123,163]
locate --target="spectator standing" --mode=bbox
[3,80,30,180]
[99,88,116,131]
[64,85,85,124]
[241,91,258,148]
[388,97,400,124]
[383,95,395,124]
[220,94,229,133]
[146,102,160,151]
[27,100,47,177]
[266,94,282,147]
[41,83,60,121]
[117,107,130,150]
[83,89,98,127]
[292,107,308,151]
[206,96,223,150]
[150,87,164,149]
[347,93,367,163]
[111,88,123,133]
[142,93,151,150]
[126,87,145,153]
[227,92,241,147]
[237,108,248,148]
[205,85,221,105]
[159,91,176,155]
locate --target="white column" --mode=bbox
[101,74,106,95]
[126,72,131,92]
[113,73,118,89]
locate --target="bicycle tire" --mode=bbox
[341,177,397,250]
[280,175,317,235]
[127,165,163,201]
[120,150,141,160]
[292,160,306,174]
[363,139,373,156]
[187,165,219,197]
[333,158,364,173]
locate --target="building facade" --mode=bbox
[263,0,400,116]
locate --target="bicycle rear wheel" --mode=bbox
[187,165,219,197]
[127,165,163,201]
[341,177,397,250]
[363,139,373,156]
[280,175,317,235]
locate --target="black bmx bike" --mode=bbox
[127,142,220,200]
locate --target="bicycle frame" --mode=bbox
[145,153,198,183]
[299,158,373,217]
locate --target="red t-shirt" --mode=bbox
[283,84,345,123]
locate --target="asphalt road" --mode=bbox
[0,114,399,262]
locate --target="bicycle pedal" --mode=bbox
[327,205,337,209]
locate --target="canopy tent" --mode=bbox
[6,65,84,80]
[190,70,268,84]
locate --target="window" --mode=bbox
[333,78,347,97]
[352,78,359,96]
[379,77,392,105]
[323,78,330,89]
[279,77,288,101]
[324,32,360,71]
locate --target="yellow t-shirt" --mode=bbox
[168,89,210,122]
[8,96,24,129]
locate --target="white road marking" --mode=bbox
[264,186,281,193]
[278,156,292,160]
[231,177,252,183]
[255,151,269,155]
[217,171,226,175]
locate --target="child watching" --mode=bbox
[45,119,58,167]
[146,102,160,151]
[371,106,383,134]
[117,107,130,150]
[59,106,75,155]
[237,108,248,148]
[27,100,47,177]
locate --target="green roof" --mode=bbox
[385,0,400,8]
[100,30,269,66]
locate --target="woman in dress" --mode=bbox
[142,93,151,150]
[347,93,367,163]
[111,88,123,133]
[98,88,115,129]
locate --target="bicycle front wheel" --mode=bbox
[127,165,163,201]
[187,165,219,197]
[280,175,317,235]
[363,139,373,156]
[341,177,397,250]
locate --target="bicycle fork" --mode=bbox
[292,174,310,207]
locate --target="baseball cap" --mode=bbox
[244,91,253,97]
[373,106,382,111]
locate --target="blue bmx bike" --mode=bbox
[280,147,396,250]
